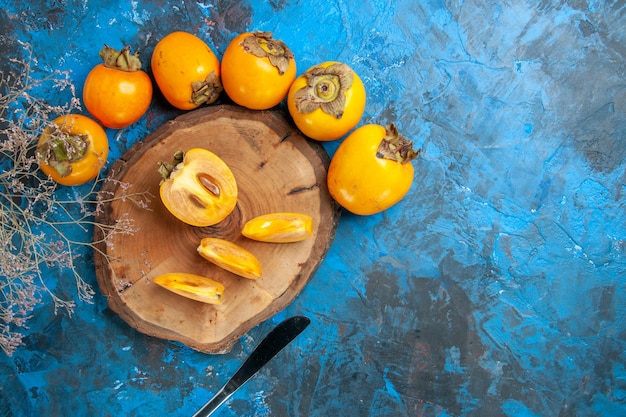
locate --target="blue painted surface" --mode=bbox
[1,1,625,416]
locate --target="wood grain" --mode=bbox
[93,105,340,353]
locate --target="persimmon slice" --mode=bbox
[242,212,313,243]
[197,237,262,280]
[153,273,224,304]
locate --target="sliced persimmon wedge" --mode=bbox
[197,237,262,280]
[153,272,224,304]
[242,212,313,243]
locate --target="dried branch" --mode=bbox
[0,42,150,356]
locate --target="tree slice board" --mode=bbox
[93,105,340,353]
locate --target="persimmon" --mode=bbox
[287,61,366,141]
[242,213,313,243]
[197,238,262,280]
[37,114,109,186]
[151,31,222,110]
[221,31,296,110]
[83,45,152,129]
[158,148,238,227]
[327,124,419,215]
[153,273,224,304]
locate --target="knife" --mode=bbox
[192,315,311,417]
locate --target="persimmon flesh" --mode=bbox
[159,148,238,227]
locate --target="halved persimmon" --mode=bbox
[158,148,238,227]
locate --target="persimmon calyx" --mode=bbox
[376,123,420,164]
[191,71,223,105]
[36,127,89,177]
[242,31,294,75]
[291,63,353,118]
[100,45,143,72]
[157,149,184,184]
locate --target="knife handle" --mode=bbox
[192,316,311,417]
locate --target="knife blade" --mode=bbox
[192,315,311,417]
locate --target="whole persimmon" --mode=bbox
[151,31,222,110]
[327,123,418,215]
[221,31,296,110]
[288,61,366,141]
[37,114,109,186]
[83,45,152,129]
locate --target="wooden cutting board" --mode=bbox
[93,105,340,353]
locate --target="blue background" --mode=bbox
[1,1,625,416]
